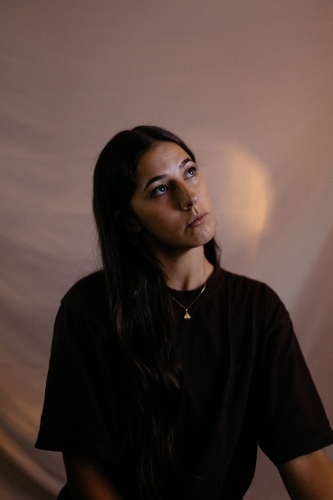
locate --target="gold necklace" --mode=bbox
[170,283,206,319]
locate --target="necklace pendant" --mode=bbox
[170,282,206,320]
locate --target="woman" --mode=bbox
[36,126,333,499]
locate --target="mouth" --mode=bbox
[186,212,208,228]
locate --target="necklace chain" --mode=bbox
[170,283,206,319]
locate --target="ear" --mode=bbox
[114,211,142,233]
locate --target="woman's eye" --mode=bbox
[151,184,168,198]
[185,165,197,178]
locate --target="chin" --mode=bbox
[196,223,215,246]
[190,233,215,250]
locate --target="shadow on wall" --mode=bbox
[0,448,56,500]
[291,223,333,413]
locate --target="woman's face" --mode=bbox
[129,141,215,257]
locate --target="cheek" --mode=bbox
[147,209,174,231]
[134,205,172,233]
[200,182,214,210]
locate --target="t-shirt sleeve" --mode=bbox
[258,289,333,465]
[35,295,122,462]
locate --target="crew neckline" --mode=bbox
[167,266,223,298]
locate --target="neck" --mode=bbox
[153,246,214,291]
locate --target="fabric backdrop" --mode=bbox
[1,1,333,498]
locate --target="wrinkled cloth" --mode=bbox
[36,267,333,499]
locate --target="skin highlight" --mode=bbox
[130,141,215,290]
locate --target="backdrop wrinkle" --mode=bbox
[1,2,332,498]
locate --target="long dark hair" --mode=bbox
[93,126,219,498]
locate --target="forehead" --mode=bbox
[135,141,191,181]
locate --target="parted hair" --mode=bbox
[93,126,219,499]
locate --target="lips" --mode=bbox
[186,212,208,228]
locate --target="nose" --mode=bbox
[178,184,198,210]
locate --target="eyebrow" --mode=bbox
[143,157,193,191]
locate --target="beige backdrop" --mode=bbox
[1,1,333,498]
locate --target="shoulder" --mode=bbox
[57,271,109,331]
[217,267,280,304]
[61,270,107,308]
[216,267,289,330]
[49,271,112,348]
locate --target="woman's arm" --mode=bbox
[278,449,333,499]
[63,452,124,500]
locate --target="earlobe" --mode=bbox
[125,218,142,233]
[114,211,142,233]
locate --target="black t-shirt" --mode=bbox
[36,267,333,499]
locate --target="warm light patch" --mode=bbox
[207,142,273,257]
